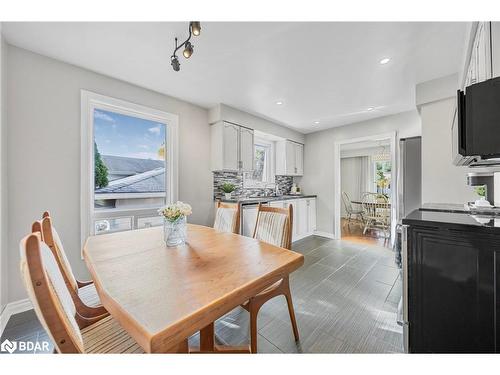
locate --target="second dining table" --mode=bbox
[83,224,304,353]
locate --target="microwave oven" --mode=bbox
[452,77,500,166]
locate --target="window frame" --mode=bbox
[80,90,178,246]
[244,137,275,188]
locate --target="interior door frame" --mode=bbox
[333,131,398,242]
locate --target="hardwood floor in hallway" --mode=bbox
[341,218,392,248]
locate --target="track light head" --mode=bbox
[171,56,180,72]
[183,41,193,58]
[190,22,201,36]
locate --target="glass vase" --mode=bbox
[163,216,187,247]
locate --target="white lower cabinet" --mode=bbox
[296,199,308,237]
[277,198,317,242]
[242,198,317,242]
[307,198,317,232]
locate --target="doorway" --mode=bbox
[333,132,397,245]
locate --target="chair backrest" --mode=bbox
[41,215,78,292]
[19,233,84,353]
[341,191,354,214]
[253,203,293,250]
[213,201,240,234]
[361,193,390,222]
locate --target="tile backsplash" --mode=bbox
[213,171,294,200]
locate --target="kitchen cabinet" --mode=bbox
[462,22,500,88]
[211,121,254,171]
[285,200,299,239]
[297,199,308,236]
[492,22,500,78]
[241,198,317,242]
[276,140,304,176]
[283,197,317,241]
[403,210,500,353]
[464,22,491,87]
[307,197,316,232]
[239,126,255,171]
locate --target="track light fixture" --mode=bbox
[171,56,180,72]
[171,21,201,71]
[183,41,193,58]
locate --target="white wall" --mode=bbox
[209,104,305,144]
[0,26,7,313]
[420,97,478,204]
[302,110,421,235]
[340,157,373,217]
[5,45,212,304]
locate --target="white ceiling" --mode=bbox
[2,22,467,133]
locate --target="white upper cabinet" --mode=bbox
[285,141,296,175]
[211,121,254,171]
[295,143,304,176]
[492,22,500,78]
[239,126,255,171]
[463,22,497,88]
[276,140,304,176]
[222,122,239,170]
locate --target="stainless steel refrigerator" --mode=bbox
[397,136,422,222]
[396,136,421,353]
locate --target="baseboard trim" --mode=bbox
[0,299,33,337]
[313,231,336,240]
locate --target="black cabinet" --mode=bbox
[404,210,500,353]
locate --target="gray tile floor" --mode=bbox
[1,235,403,354]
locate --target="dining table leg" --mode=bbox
[162,338,189,353]
[192,322,250,353]
[200,322,215,351]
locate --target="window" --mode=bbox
[244,138,275,187]
[373,160,391,196]
[81,91,178,243]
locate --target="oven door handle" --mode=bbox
[401,224,409,323]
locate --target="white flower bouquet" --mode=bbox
[158,201,192,247]
[158,201,192,223]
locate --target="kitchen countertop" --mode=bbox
[403,208,500,232]
[420,202,500,215]
[217,194,317,205]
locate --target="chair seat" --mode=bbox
[78,283,101,307]
[350,209,364,215]
[241,280,282,310]
[82,315,144,353]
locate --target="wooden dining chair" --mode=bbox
[213,201,240,234]
[342,191,365,226]
[361,193,391,237]
[19,232,144,353]
[243,203,299,353]
[34,212,107,318]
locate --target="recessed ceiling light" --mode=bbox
[276,101,283,105]
[314,121,320,125]
[367,107,374,111]
[379,58,391,65]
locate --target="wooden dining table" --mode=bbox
[83,224,304,353]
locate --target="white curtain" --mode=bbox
[341,156,372,217]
